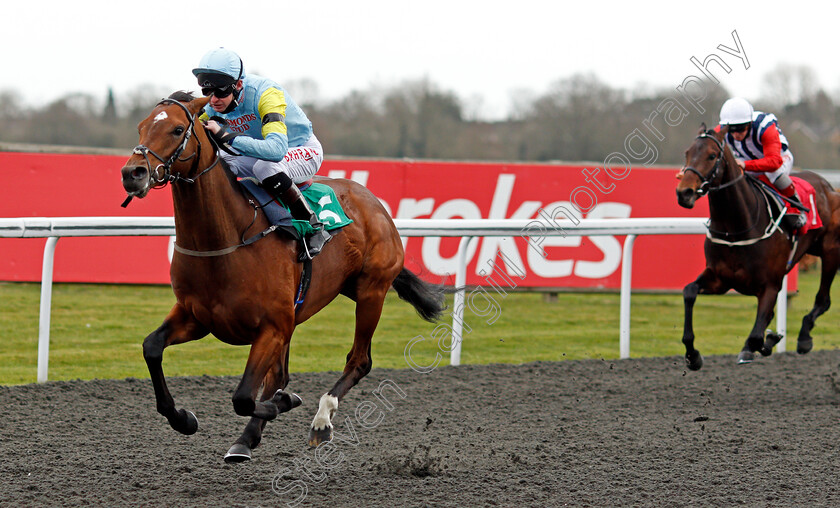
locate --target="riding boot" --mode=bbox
[783,191,808,231]
[262,172,332,260]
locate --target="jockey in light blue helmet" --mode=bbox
[192,48,245,114]
[191,47,331,260]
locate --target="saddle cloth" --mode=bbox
[790,176,822,234]
[238,178,353,237]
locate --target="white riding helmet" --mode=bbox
[719,97,754,125]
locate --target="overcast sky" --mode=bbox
[3,1,836,120]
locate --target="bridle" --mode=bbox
[681,132,743,197]
[122,99,221,207]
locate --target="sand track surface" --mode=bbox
[2,350,839,507]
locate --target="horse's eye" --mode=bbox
[173,126,185,135]
[708,154,716,161]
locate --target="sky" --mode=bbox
[3,1,837,120]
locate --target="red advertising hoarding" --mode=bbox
[0,151,756,290]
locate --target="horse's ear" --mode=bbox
[698,122,707,134]
[188,96,211,116]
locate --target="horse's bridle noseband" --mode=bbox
[123,99,221,207]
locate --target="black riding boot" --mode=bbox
[783,191,808,231]
[263,172,332,260]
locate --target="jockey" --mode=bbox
[718,97,807,230]
[192,47,331,260]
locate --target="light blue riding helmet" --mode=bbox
[192,47,245,86]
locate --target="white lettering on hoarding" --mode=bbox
[421,198,482,273]
[377,173,633,281]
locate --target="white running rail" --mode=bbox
[0,216,788,381]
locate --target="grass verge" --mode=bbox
[1,268,838,385]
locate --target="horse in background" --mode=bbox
[676,126,840,369]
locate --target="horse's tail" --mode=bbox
[392,268,446,322]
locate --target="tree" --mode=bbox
[760,63,819,109]
[103,88,117,125]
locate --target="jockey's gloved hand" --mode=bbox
[204,119,240,155]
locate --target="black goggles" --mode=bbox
[728,123,749,133]
[201,84,235,98]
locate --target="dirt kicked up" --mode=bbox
[2,349,839,507]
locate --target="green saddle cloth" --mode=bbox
[293,182,353,236]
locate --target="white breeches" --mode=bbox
[745,149,794,189]
[222,134,324,184]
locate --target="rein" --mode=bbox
[705,183,785,246]
[705,176,762,239]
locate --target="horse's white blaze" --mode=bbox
[153,111,168,123]
[311,393,338,430]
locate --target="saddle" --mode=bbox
[746,174,821,237]
[237,178,354,311]
[237,177,353,240]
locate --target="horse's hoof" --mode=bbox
[273,390,303,414]
[685,350,703,371]
[224,443,252,463]
[308,426,333,448]
[761,332,783,356]
[737,351,755,364]
[171,409,199,435]
[797,337,813,355]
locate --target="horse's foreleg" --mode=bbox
[798,250,839,354]
[225,349,298,463]
[143,304,208,435]
[738,288,779,364]
[231,327,299,422]
[683,269,724,371]
[309,288,386,447]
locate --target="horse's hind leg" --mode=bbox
[309,285,388,447]
[798,250,839,354]
[143,304,208,435]
[738,287,779,364]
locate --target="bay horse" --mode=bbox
[676,126,840,370]
[120,93,445,462]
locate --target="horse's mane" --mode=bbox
[168,90,196,102]
[705,127,742,172]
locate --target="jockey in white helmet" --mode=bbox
[718,97,806,230]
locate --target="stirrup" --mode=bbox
[298,228,332,261]
[783,213,807,232]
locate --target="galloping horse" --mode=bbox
[676,126,840,370]
[120,93,445,462]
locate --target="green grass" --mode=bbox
[2,268,839,385]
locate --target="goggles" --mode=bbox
[201,84,236,98]
[728,123,749,134]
